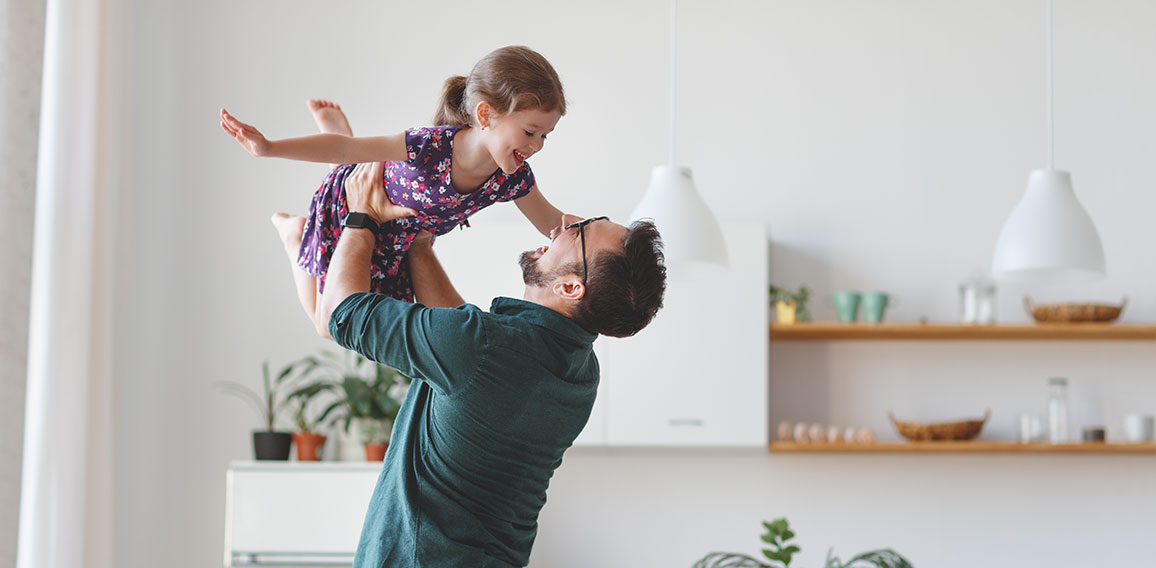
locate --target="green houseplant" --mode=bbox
[283,380,331,461]
[215,360,299,461]
[693,517,913,568]
[296,349,411,461]
[769,284,812,324]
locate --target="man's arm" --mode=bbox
[322,161,485,394]
[407,232,466,308]
[319,161,418,332]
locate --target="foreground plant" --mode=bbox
[692,517,913,568]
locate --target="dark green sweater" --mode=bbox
[330,294,600,567]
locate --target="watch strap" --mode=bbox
[342,212,380,235]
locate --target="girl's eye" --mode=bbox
[524,130,534,136]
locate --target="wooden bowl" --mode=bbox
[1024,297,1126,324]
[888,410,990,441]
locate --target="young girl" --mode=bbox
[220,46,567,335]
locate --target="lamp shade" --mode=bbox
[631,165,728,267]
[992,169,1105,279]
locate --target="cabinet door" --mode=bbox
[600,224,768,446]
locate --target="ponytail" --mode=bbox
[432,47,567,130]
[433,75,471,127]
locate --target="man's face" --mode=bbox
[520,214,628,289]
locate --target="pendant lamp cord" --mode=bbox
[1046,0,1054,170]
[669,0,678,166]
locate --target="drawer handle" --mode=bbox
[668,418,704,427]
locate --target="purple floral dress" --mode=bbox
[298,126,535,300]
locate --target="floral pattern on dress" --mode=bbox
[298,126,535,300]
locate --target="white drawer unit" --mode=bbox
[224,461,382,567]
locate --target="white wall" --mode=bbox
[112,1,1156,567]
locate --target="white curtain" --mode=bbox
[17,0,118,565]
[0,0,46,567]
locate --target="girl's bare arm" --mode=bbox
[514,185,564,237]
[220,108,408,164]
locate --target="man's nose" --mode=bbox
[561,214,582,228]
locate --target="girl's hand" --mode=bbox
[219,108,270,157]
[344,161,419,224]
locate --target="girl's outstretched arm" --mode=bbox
[220,108,408,164]
[514,185,564,237]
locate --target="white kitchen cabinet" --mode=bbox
[224,461,381,567]
[583,223,768,446]
[425,222,769,447]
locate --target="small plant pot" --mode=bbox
[253,431,292,461]
[775,300,797,324]
[292,432,327,461]
[364,442,388,461]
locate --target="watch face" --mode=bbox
[343,212,378,233]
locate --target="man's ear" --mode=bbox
[552,276,585,302]
[474,101,493,128]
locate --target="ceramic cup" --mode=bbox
[1122,413,1155,442]
[831,291,861,323]
[861,291,890,324]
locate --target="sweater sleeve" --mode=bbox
[329,292,488,396]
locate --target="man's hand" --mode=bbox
[220,108,270,157]
[412,229,436,249]
[344,161,418,224]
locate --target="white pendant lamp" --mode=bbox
[630,0,728,268]
[992,0,1105,279]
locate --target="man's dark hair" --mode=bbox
[570,220,666,338]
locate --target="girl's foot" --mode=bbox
[271,212,306,259]
[307,99,353,136]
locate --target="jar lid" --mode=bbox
[959,272,996,292]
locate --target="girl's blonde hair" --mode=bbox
[433,46,567,127]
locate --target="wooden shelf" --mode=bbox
[769,441,1156,454]
[769,322,1156,341]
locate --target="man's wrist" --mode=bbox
[342,212,380,235]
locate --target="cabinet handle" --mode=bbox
[668,418,704,427]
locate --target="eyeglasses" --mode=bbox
[563,216,610,287]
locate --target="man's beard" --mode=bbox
[519,250,554,287]
[519,251,583,288]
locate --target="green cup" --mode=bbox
[832,291,861,323]
[861,291,890,324]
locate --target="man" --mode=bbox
[319,161,667,567]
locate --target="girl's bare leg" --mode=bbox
[308,99,353,169]
[271,212,329,338]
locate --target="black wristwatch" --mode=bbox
[342,212,380,235]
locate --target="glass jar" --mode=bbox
[959,273,997,324]
[1047,377,1070,443]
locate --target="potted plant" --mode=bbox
[296,349,410,461]
[215,360,298,461]
[693,517,913,568]
[769,284,812,324]
[283,380,331,461]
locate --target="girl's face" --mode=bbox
[483,107,562,174]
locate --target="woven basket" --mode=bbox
[888,410,990,441]
[1024,297,1126,323]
